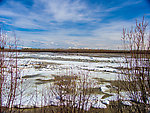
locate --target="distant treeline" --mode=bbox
[1,48,150,54]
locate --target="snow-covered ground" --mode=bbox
[5,52,129,109]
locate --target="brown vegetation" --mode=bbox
[116,17,150,113]
[0,26,24,113]
[3,48,150,54]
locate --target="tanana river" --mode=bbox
[5,52,131,110]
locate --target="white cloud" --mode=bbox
[14,18,42,29]
[92,20,134,41]
[13,19,137,49]
[0,10,19,17]
[0,0,147,49]
[105,0,142,12]
[35,0,95,22]
[0,0,97,29]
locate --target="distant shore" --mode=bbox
[1,48,150,54]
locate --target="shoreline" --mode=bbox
[1,48,150,54]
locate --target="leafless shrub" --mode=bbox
[117,17,150,113]
[38,70,97,113]
[0,26,24,112]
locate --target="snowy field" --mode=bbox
[10,52,129,109]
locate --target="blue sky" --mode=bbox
[0,0,150,49]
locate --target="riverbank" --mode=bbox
[2,48,150,54]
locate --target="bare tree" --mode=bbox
[0,26,23,112]
[39,70,97,113]
[117,17,150,113]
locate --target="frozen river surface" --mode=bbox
[8,52,129,110]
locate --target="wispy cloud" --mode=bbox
[40,0,91,22]
[0,0,149,49]
[92,21,133,40]
[105,0,142,12]
[15,19,134,49]
[0,0,98,29]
